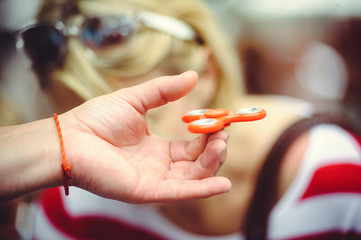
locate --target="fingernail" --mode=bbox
[180,70,191,76]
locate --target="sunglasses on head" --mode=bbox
[16,11,201,72]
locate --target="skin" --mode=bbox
[43,66,310,235]
[0,71,231,203]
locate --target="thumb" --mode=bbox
[130,71,198,111]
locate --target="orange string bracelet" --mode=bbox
[53,113,72,196]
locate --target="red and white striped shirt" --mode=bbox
[268,124,361,240]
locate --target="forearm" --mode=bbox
[0,118,63,201]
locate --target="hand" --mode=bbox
[60,71,231,203]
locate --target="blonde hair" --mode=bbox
[36,0,244,107]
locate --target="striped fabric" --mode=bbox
[268,124,361,240]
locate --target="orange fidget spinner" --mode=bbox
[182,108,266,133]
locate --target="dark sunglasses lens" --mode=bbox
[21,25,66,70]
[81,16,135,49]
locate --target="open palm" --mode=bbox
[61,72,231,203]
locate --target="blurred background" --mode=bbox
[207,0,361,126]
[0,0,361,239]
[0,0,50,126]
[1,0,361,126]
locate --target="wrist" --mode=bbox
[55,111,82,189]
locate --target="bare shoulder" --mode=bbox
[277,131,310,199]
[236,95,315,201]
[229,95,314,199]
[228,94,314,165]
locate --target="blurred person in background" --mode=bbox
[14,0,361,239]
